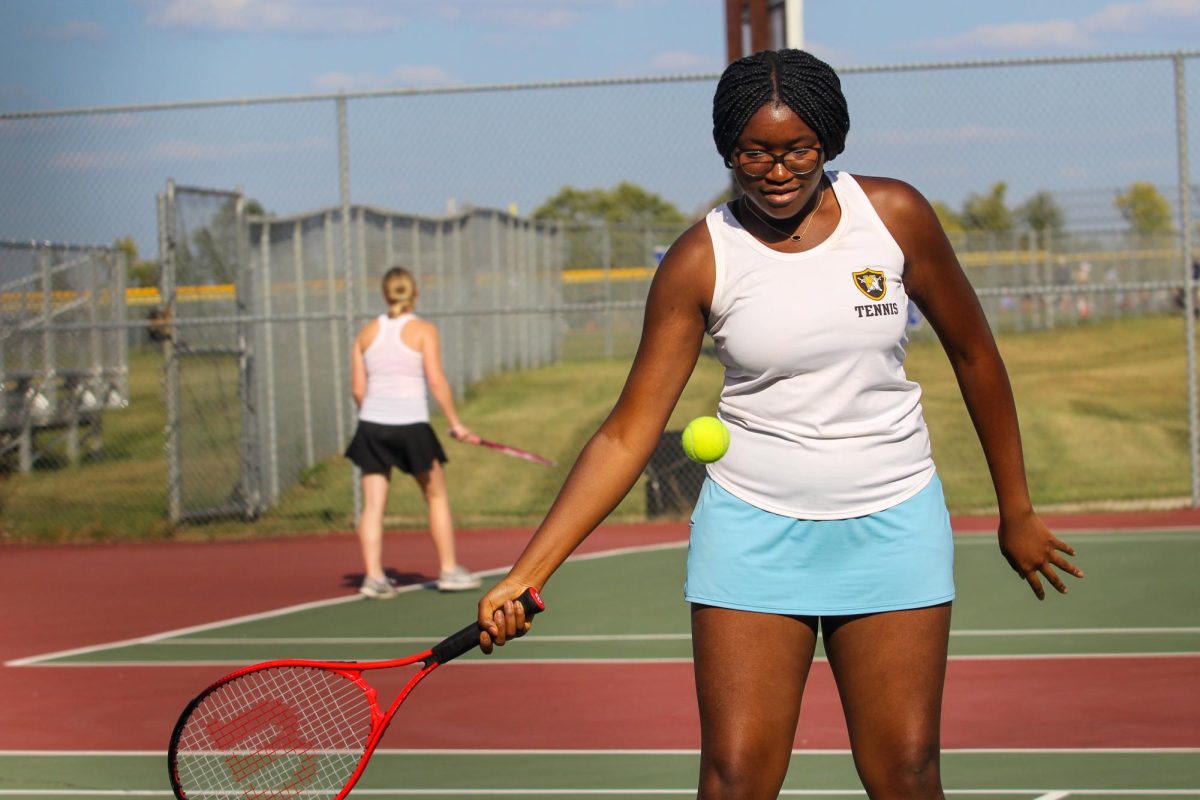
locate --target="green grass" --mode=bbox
[224,352,728,536]
[909,313,1191,510]
[5,751,1198,798]
[0,314,1192,542]
[0,346,173,541]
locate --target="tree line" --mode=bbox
[115,180,1183,286]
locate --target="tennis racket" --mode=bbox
[450,430,556,467]
[167,587,544,800]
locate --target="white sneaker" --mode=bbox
[359,576,397,599]
[437,565,482,592]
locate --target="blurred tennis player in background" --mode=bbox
[345,266,481,597]
[478,49,1083,798]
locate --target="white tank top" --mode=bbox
[704,171,935,519]
[358,313,430,425]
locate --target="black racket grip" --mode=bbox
[429,587,544,665]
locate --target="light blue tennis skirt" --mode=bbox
[685,474,954,616]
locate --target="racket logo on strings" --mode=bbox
[167,587,543,800]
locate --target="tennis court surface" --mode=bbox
[2,511,1197,798]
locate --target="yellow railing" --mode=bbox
[0,247,1184,311]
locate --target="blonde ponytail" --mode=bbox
[381,266,416,316]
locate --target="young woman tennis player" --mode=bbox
[345,266,481,596]
[477,49,1083,798]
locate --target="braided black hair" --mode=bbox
[712,49,850,164]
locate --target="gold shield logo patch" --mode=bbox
[853,268,887,300]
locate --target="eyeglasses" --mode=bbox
[731,147,822,178]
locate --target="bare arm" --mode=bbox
[349,324,372,409]
[477,220,715,646]
[863,175,1083,600]
[417,320,475,442]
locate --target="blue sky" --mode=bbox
[2,0,1199,111]
[0,1,1197,253]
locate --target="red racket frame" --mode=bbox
[168,587,543,800]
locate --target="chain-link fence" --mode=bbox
[158,183,565,524]
[1,240,128,474]
[0,51,1196,540]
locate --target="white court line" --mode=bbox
[162,626,1200,645]
[1,790,1198,797]
[10,534,1199,667]
[5,747,1199,756]
[952,530,1200,543]
[12,657,698,668]
[3,541,687,668]
[1,752,1195,797]
[23,651,1200,668]
[950,627,1200,637]
[3,593,363,667]
[160,633,695,645]
[0,793,171,797]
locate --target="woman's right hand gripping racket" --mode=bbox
[167,587,544,799]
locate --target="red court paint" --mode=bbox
[3,521,1196,752]
[2,656,1196,750]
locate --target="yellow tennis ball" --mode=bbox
[681,416,730,463]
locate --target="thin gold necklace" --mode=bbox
[741,181,825,243]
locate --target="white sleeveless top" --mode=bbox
[358,313,430,425]
[704,171,935,519]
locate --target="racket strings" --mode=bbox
[173,666,374,799]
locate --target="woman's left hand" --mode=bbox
[449,422,480,445]
[998,511,1084,599]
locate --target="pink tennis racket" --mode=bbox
[450,431,556,467]
[167,587,543,799]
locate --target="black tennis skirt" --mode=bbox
[344,420,448,476]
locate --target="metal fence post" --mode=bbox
[112,247,128,402]
[234,194,260,518]
[259,217,279,503]
[451,213,466,393]
[490,211,503,375]
[323,211,346,452]
[338,93,362,522]
[293,219,315,468]
[1173,54,1198,506]
[88,248,102,392]
[39,245,52,409]
[159,183,181,524]
[506,214,517,369]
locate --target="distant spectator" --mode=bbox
[1172,259,1200,316]
[147,307,172,343]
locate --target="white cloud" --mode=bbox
[431,1,622,29]
[923,20,1092,52]
[476,7,580,28]
[311,65,456,91]
[920,0,1200,54]
[31,20,109,42]
[1085,0,1200,32]
[137,0,622,36]
[139,0,404,35]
